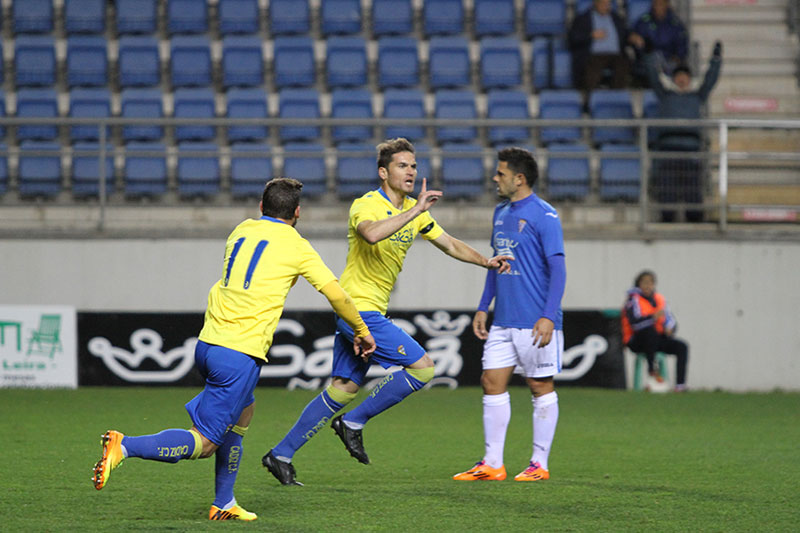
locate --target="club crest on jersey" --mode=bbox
[518,219,528,232]
[397,345,406,355]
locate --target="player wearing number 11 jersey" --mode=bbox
[91,178,375,521]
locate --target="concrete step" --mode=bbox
[712,75,799,94]
[718,59,797,77]
[693,5,787,24]
[726,184,800,204]
[693,23,791,42]
[694,39,798,61]
[691,0,789,9]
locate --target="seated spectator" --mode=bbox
[629,0,689,86]
[568,0,629,95]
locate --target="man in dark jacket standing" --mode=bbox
[568,0,629,93]
[629,0,689,84]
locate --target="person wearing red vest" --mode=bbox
[622,270,689,391]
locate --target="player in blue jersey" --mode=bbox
[453,147,567,482]
[263,138,513,486]
[91,178,376,520]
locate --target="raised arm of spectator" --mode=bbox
[699,41,723,102]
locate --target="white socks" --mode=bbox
[531,391,559,471]
[482,392,511,468]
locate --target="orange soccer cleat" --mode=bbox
[92,430,126,490]
[452,460,507,481]
[209,504,258,521]
[514,461,550,481]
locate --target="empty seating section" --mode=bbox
[480,38,522,90]
[321,0,362,36]
[173,88,216,142]
[230,143,273,197]
[435,90,477,144]
[121,89,164,142]
[429,36,471,89]
[474,0,515,37]
[70,89,111,142]
[527,0,568,37]
[167,0,208,35]
[599,144,640,200]
[177,143,221,197]
[71,143,114,197]
[589,90,636,144]
[170,36,212,88]
[372,0,413,37]
[282,143,327,196]
[124,142,168,197]
[67,37,108,88]
[226,89,268,142]
[424,0,464,37]
[13,0,54,34]
[326,37,368,88]
[538,90,583,144]
[279,88,321,142]
[336,143,375,197]
[487,90,530,146]
[331,89,374,144]
[441,143,486,198]
[383,89,426,142]
[15,36,56,87]
[65,0,106,35]
[269,0,311,36]
[273,37,315,89]
[222,37,264,88]
[16,89,59,141]
[546,143,591,200]
[378,37,419,88]
[116,0,158,35]
[219,0,260,35]
[118,36,161,88]
[18,142,62,197]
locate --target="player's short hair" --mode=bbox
[634,270,656,288]
[261,177,303,219]
[498,147,538,187]
[376,138,415,170]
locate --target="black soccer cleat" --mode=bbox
[262,450,303,486]
[331,415,370,465]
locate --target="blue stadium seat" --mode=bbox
[423,0,464,36]
[116,0,158,34]
[0,42,4,85]
[0,91,6,138]
[321,0,362,35]
[326,36,368,88]
[382,88,426,142]
[538,89,583,144]
[546,142,590,200]
[123,142,168,197]
[589,89,635,144]
[0,144,8,196]
[226,88,268,142]
[282,143,327,197]
[18,142,63,198]
[177,142,220,197]
[118,36,160,87]
[532,37,572,89]
[487,90,530,146]
[429,36,471,89]
[167,0,208,34]
[435,90,478,144]
[525,0,567,37]
[372,0,413,36]
[331,89,373,144]
[66,36,108,87]
[16,88,59,141]
[15,36,56,87]
[336,143,376,198]
[13,0,53,34]
[377,37,419,89]
[627,0,651,26]
[474,0,515,37]
[69,88,111,142]
[65,0,106,34]
[441,143,486,198]
[599,143,640,200]
[480,37,522,90]
[273,36,315,88]
[642,90,659,145]
[120,88,164,141]
[278,88,321,142]
[222,36,264,88]
[170,36,212,88]
[71,143,115,197]
[229,143,272,198]
[219,0,260,35]
[414,142,434,182]
[173,88,216,142]
[269,0,311,36]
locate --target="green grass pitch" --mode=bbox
[3,386,799,532]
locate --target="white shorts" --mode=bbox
[482,325,563,378]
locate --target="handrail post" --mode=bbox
[718,121,728,233]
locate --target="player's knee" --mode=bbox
[189,429,217,459]
[406,365,434,384]
[326,383,357,405]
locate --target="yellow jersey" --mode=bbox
[339,189,444,314]
[199,216,337,361]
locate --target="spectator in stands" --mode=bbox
[622,270,689,392]
[628,0,689,86]
[647,41,722,222]
[568,0,630,95]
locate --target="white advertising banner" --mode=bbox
[0,305,78,388]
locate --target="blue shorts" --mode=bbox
[332,311,426,386]
[185,340,261,445]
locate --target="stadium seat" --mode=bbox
[226,88,269,142]
[414,142,434,183]
[229,143,273,198]
[15,36,57,87]
[440,143,486,199]
[222,36,264,88]
[282,143,327,197]
[642,90,659,145]
[18,142,63,198]
[321,0,362,36]
[16,88,59,141]
[64,0,106,34]
[116,0,158,34]
[627,0,651,26]
[487,90,530,146]
[66,36,108,87]
[474,0,515,37]
[123,142,168,197]
[336,143,376,198]
[120,88,164,141]
[525,0,567,37]
[69,88,111,142]
[372,0,413,36]
[538,89,583,144]
[170,36,212,88]
[423,0,464,36]
[377,37,419,89]
[118,36,161,87]
[326,36,368,88]
[269,0,311,36]
[429,36,471,89]
[273,36,316,89]
[177,142,221,197]
[546,142,590,200]
[71,143,115,197]
[173,88,216,142]
[382,88,426,142]
[219,0,260,35]
[13,0,53,34]
[331,89,373,144]
[0,91,6,138]
[599,144,640,200]
[480,37,522,90]
[0,42,4,85]
[166,0,208,34]
[278,88,321,142]
[435,90,478,144]
[589,89,635,144]
[0,144,8,196]
[532,37,573,90]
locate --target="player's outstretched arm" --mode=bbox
[356,178,443,244]
[430,231,513,273]
[319,280,375,361]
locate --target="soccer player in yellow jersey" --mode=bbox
[264,138,512,485]
[92,178,375,520]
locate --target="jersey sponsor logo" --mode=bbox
[388,226,415,244]
[493,231,518,258]
[518,219,528,232]
[88,329,197,382]
[397,345,406,355]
